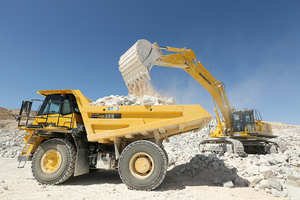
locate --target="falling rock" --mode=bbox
[286,174,300,200]
[127,94,137,103]
[154,94,166,104]
[166,97,175,105]
[223,181,234,188]
[142,95,158,105]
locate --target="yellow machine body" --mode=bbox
[18,89,212,157]
[118,39,274,141]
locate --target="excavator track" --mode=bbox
[266,139,287,153]
[199,138,246,156]
[199,138,286,156]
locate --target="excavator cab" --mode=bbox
[231,110,256,132]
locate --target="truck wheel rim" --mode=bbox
[41,149,62,174]
[129,152,154,179]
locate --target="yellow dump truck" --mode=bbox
[15,89,212,190]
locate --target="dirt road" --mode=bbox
[0,158,287,200]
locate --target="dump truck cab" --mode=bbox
[33,93,82,129]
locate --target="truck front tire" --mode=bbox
[31,138,76,185]
[118,140,167,191]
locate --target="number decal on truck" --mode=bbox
[91,113,122,119]
[107,107,119,111]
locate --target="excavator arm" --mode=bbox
[119,39,235,135]
[154,43,235,134]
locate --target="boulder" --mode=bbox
[234,177,249,186]
[246,165,259,175]
[142,95,158,105]
[249,176,262,188]
[257,180,268,190]
[223,181,234,188]
[286,174,300,200]
[166,97,175,105]
[212,177,222,185]
[266,178,282,191]
[273,154,288,164]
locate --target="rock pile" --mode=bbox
[163,122,300,198]
[0,129,24,158]
[90,94,175,106]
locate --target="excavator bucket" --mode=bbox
[119,39,161,96]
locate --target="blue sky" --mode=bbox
[1,1,299,125]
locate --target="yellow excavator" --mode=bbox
[119,39,284,155]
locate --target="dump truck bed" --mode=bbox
[82,104,212,144]
[38,90,212,144]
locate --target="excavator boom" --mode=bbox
[119,39,234,134]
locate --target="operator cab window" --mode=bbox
[38,95,72,116]
[245,113,254,132]
[61,98,71,115]
[231,113,244,132]
[39,95,62,115]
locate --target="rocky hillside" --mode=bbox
[0,107,15,120]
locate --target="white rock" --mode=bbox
[249,176,262,188]
[246,165,259,175]
[258,180,268,190]
[265,188,271,194]
[142,95,158,105]
[273,154,288,164]
[267,178,282,191]
[166,97,175,105]
[286,174,300,200]
[271,188,280,197]
[223,181,234,188]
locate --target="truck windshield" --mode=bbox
[38,95,72,116]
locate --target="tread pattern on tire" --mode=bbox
[31,138,76,185]
[118,140,167,191]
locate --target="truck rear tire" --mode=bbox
[118,140,167,191]
[31,138,76,185]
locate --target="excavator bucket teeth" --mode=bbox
[118,39,161,95]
